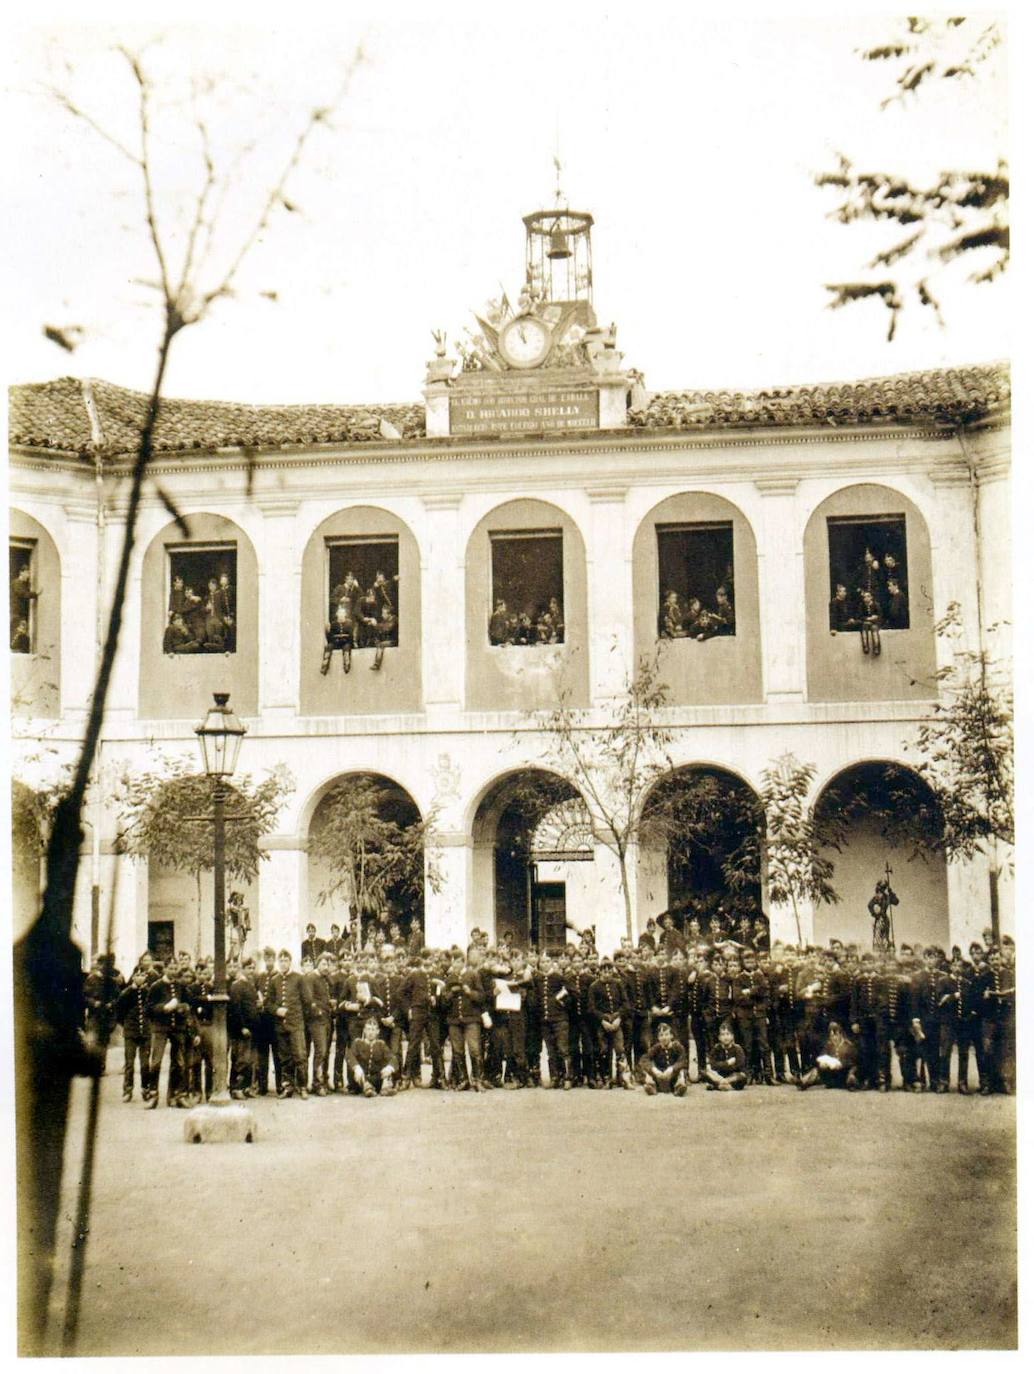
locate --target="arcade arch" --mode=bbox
[470,768,594,951]
[638,764,764,938]
[812,760,948,949]
[306,772,425,948]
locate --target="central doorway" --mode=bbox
[473,769,593,950]
[531,880,566,953]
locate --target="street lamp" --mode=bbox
[186,692,252,1141]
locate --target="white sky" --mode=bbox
[2,2,1013,404]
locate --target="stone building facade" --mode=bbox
[9,335,1011,969]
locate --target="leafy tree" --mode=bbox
[532,656,678,942]
[906,603,1013,937]
[643,768,763,918]
[11,770,73,861]
[757,754,840,947]
[308,776,440,939]
[816,16,1007,339]
[114,759,294,954]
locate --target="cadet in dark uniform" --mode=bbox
[977,948,1015,1094]
[530,955,573,1089]
[252,946,281,1095]
[269,950,308,1098]
[742,948,775,1084]
[912,946,951,1092]
[705,1021,748,1090]
[445,950,492,1091]
[301,924,326,965]
[228,958,260,1097]
[347,1017,397,1097]
[588,957,633,1088]
[641,1022,688,1096]
[849,952,882,1088]
[400,953,446,1089]
[570,954,600,1087]
[116,966,151,1102]
[941,952,980,1092]
[302,953,335,1094]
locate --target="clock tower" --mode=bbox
[423,202,632,438]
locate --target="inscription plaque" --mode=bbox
[450,387,599,436]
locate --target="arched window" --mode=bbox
[465,499,588,710]
[804,484,935,702]
[139,513,258,719]
[633,493,762,705]
[299,507,421,715]
[9,509,61,718]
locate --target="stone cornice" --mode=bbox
[17,697,940,748]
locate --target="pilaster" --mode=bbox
[755,477,805,701]
[421,493,464,720]
[427,831,471,949]
[257,496,302,718]
[586,484,631,701]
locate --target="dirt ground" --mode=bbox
[43,1062,1016,1355]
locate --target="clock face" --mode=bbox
[499,316,552,369]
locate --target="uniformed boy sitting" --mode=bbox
[642,1022,688,1096]
[347,1016,397,1097]
[704,1020,748,1091]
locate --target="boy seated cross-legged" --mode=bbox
[704,1020,749,1091]
[347,1016,397,1097]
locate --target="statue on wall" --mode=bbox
[868,867,899,951]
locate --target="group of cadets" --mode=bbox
[95,912,1017,1107]
[321,570,398,674]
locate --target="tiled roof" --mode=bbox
[8,377,426,458]
[7,362,1009,459]
[629,362,1010,431]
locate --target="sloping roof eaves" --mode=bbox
[8,361,1010,461]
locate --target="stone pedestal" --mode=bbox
[182,1102,257,1144]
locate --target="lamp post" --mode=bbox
[184,692,254,1142]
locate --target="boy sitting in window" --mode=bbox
[322,602,355,675]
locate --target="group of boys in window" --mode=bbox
[828,545,908,653]
[321,570,399,674]
[9,557,38,654]
[488,595,565,646]
[163,570,236,654]
[657,585,735,641]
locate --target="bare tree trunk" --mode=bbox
[789,889,803,947]
[14,326,176,1354]
[617,850,635,943]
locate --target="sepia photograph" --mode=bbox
[3,0,1018,1359]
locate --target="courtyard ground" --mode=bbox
[43,1064,1015,1355]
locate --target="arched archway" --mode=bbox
[139,512,259,718]
[639,764,763,937]
[803,482,936,702]
[306,772,424,949]
[813,760,948,948]
[130,774,261,962]
[470,768,592,951]
[632,492,762,705]
[465,498,589,711]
